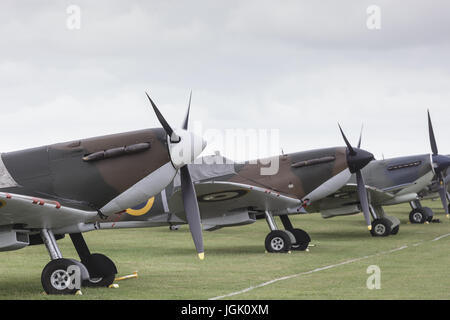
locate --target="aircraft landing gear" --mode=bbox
[369,206,400,237]
[409,201,433,223]
[39,229,118,294]
[279,215,311,251]
[70,233,117,288]
[265,230,292,253]
[370,218,391,237]
[263,211,310,253]
[40,229,89,295]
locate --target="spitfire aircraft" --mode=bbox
[0,94,377,295]
[88,127,376,256]
[307,111,450,233]
[112,111,448,256]
[0,93,207,294]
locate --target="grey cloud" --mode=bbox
[0,1,449,159]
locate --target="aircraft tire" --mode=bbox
[265,230,292,253]
[84,273,116,288]
[290,229,311,251]
[81,253,117,288]
[370,218,392,237]
[409,209,427,224]
[41,258,82,295]
[391,225,400,235]
[422,207,434,222]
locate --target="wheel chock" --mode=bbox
[115,271,138,282]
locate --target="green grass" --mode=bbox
[0,200,449,300]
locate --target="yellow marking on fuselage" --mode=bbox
[126,197,155,216]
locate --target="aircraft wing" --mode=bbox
[168,181,303,229]
[335,183,395,204]
[0,192,97,229]
[311,183,395,217]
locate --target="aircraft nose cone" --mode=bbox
[433,154,450,172]
[347,148,375,173]
[169,130,206,169]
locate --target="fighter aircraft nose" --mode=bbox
[168,130,206,169]
[432,154,450,172]
[347,148,375,173]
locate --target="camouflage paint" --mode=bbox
[0,128,170,212]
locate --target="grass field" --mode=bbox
[0,200,449,300]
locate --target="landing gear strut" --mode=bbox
[39,229,117,294]
[279,215,311,251]
[263,211,310,253]
[70,233,117,288]
[40,229,89,295]
[369,206,400,237]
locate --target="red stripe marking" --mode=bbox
[111,212,124,228]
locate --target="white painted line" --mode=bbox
[432,232,450,242]
[209,232,450,300]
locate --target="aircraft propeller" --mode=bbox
[427,110,450,218]
[339,125,375,230]
[146,92,206,259]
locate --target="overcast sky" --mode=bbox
[0,1,449,161]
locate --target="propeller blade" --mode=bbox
[180,165,204,259]
[437,173,449,216]
[445,174,450,186]
[428,110,438,155]
[145,92,179,141]
[338,124,356,156]
[356,170,372,230]
[357,125,364,149]
[182,91,192,130]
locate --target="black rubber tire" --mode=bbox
[81,253,117,288]
[84,273,116,288]
[422,207,434,222]
[265,230,292,253]
[370,218,392,237]
[41,259,81,295]
[289,228,311,251]
[391,225,400,235]
[409,209,427,224]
